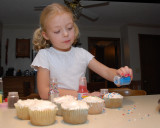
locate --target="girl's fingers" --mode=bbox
[121,67,128,76]
[129,68,133,80]
[125,66,133,78]
[117,66,133,78]
[117,67,127,76]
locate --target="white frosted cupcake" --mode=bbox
[82,96,105,114]
[61,100,89,124]
[29,100,57,126]
[14,99,36,120]
[53,95,77,116]
[104,92,123,108]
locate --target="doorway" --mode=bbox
[88,37,121,88]
[139,34,160,94]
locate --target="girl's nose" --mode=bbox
[63,29,68,37]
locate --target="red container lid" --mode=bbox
[5,98,8,102]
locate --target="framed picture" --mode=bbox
[16,38,30,58]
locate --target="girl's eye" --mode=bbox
[67,26,73,31]
[54,30,60,34]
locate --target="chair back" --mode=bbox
[109,89,147,96]
[108,88,131,92]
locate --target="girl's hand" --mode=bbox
[116,66,133,80]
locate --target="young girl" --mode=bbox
[31,3,133,100]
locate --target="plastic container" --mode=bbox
[48,78,59,102]
[8,92,19,108]
[100,89,108,99]
[77,77,88,100]
[0,94,2,103]
[114,76,131,86]
[0,78,3,103]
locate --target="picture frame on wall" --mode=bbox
[16,38,30,58]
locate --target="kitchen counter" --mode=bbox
[0,94,160,128]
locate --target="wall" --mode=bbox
[0,22,2,67]
[1,24,38,76]
[120,25,129,67]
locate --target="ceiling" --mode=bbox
[0,0,160,27]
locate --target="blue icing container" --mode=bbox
[114,76,131,85]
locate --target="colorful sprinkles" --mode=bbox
[106,92,121,98]
[48,80,59,96]
[117,105,151,122]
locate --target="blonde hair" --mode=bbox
[33,3,79,51]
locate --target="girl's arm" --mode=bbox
[88,58,133,85]
[37,67,50,100]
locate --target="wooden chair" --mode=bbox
[108,87,131,92]
[109,89,147,96]
[128,80,141,90]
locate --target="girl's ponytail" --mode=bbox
[32,28,50,51]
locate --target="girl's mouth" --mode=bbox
[64,40,70,43]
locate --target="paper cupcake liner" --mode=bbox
[87,102,104,114]
[104,98,123,108]
[29,109,57,126]
[14,104,30,120]
[62,109,88,124]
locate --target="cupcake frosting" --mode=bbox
[61,100,89,110]
[15,99,37,107]
[54,95,76,104]
[82,96,104,103]
[29,100,57,111]
[104,92,123,98]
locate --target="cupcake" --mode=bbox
[61,100,89,124]
[104,92,123,108]
[82,96,105,114]
[29,100,57,126]
[14,99,36,120]
[53,95,77,116]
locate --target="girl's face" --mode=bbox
[42,13,75,52]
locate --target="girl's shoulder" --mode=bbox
[72,47,93,58]
[38,47,53,54]
[72,47,87,53]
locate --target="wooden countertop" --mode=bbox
[0,95,160,128]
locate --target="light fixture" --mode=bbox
[64,0,82,19]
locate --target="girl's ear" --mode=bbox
[42,31,49,40]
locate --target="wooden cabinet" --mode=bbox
[3,76,35,98]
